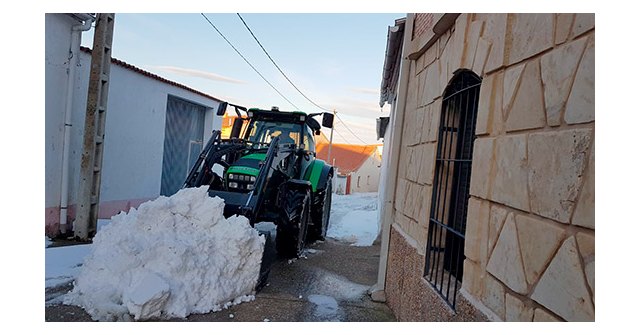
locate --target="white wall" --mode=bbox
[45,13,223,231]
[72,51,222,203]
[350,154,382,193]
[45,14,77,209]
[377,114,393,223]
[334,175,348,195]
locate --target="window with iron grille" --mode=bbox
[424,70,482,310]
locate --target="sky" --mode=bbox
[81,13,402,144]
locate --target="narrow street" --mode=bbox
[45,192,395,322]
[45,237,395,322]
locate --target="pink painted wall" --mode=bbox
[45,197,153,237]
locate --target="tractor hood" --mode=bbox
[226,153,266,176]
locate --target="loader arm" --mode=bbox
[242,136,299,222]
[183,130,246,189]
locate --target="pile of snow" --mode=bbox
[327,192,379,246]
[63,186,265,321]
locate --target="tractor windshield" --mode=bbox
[245,120,302,149]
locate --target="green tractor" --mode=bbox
[184,104,335,259]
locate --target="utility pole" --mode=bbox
[327,109,336,164]
[75,13,115,240]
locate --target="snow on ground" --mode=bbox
[327,192,379,246]
[45,189,380,320]
[60,186,265,321]
[45,220,110,289]
[45,243,91,288]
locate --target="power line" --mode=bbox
[200,13,299,110]
[333,128,352,144]
[336,114,368,144]
[236,13,371,145]
[236,13,332,113]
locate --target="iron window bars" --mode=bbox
[424,70,482,310]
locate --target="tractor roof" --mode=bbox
[248,107,307,116]
[247,108,321,131]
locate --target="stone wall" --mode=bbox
[386,13,594,321]
[385,226,489,321]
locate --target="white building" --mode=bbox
[316,143,382,195]
[45,14,223,236]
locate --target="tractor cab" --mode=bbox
[222,107,325,194]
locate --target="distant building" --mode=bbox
[316,143,382,195]
[45,14,223,236]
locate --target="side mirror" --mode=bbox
[230,118,244,138]
[216,102,228,116]
[322,112,334,128]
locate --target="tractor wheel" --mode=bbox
[275,188,310,258]
[308,175,332,242]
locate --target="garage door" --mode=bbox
[160,95,205,196]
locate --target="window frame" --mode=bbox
[423,70,482,310]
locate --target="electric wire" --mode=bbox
[236,13,370,144]
[333,128,351,144]
[200,13,300,110]
[335,114,368,144]
[236,13,332,113]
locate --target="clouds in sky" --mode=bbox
[152,65,247,84]
[349,87,379,95]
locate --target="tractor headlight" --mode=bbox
[227,173,257,190]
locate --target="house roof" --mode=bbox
[80,46,222,103]
[379,18,406,107]
[316,143,379,175]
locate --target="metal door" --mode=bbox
[161,96,205,196]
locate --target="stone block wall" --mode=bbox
[386,13,594,322]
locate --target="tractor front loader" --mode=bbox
[183,103,335,289]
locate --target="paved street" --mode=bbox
[45,237,395,322]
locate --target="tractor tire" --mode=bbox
[308,175,332,242]
[275,188,311,258]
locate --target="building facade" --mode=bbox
[45,14,223,236]
[316,143,382,194]
[376,13,594,321]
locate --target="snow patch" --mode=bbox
[45,244,92,288]
[308,294,341,321]
[327,192,380,246]
[63,186,265,321]
[328,209,378,246]
[303,268,369,301]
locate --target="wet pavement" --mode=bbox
[45,237,396,322]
